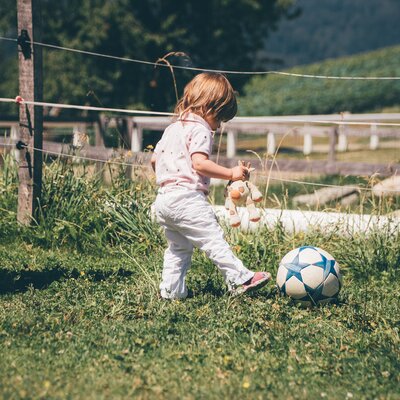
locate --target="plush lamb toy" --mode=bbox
[224,165,263,227]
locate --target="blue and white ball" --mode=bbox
[277,246,342,306]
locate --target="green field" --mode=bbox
[1,155,399,399]
[239,45,400,116]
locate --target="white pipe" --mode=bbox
[213,205,399,235]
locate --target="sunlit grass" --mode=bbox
[0,227,399,399]
[0,154,399,399]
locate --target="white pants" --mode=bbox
[154,188,254,299]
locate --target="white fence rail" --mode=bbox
[125,113,400,156]
[1,112,400,155]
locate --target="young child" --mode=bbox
[151,72,271,299]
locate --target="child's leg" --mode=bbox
[176,197,254,290]
[185,222,254,290]
[160,227,194,299]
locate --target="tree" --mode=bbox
[0,0,297,115]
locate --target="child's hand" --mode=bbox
[231,161,250,181]
[230,161,255,181]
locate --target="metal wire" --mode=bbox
[1,35,400,80]
[1,141,399,193]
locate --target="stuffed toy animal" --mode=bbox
[224,165,263,227]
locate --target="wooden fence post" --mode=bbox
[17,0,43,225]
[328,126,337,162]
[93,116,106,174]
[124,117,133,150]
[125,117,134,179]
[303,132,313,155]
[95,115,106,148]
[337,124,348,152]
[370,124,379,150]
[131,122,143,153]
[226,130,237,158]
[267,132,276,155]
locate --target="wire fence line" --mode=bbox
[2,97,400,127]
[1,141,399,194]
[0,141,146,168]
[1,34,399,196]
[1,35,400,80]
[0,97,175,117]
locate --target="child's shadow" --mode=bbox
[0,268,133,295]
[187,278,277,299]
[186,277,226,298]
[245,285,277,300]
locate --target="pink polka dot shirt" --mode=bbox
[154,113,214,194]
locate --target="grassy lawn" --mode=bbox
[0,232,399,399]
[0,155,399,399]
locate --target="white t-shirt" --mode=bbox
[154,113,214,193]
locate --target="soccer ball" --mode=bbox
[276,246,342,306]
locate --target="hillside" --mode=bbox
[263,0,400,68]
[239,46,400,116]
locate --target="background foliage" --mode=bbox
[264,0,400,67]
[0,0,296,115]
[1,1,400,117]
[239,46,400,115]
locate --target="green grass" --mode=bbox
[0,155,399,399]
[0,234,399,399]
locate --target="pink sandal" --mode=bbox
[231,271,272,296]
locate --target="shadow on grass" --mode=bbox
[0,268,133,294]
[186,280,277,299]
[186,279,226,298]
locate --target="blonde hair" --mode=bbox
[175,72,237,122]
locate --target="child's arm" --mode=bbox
[191,153,249,181]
